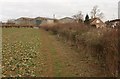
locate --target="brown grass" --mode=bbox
[41,23,119,77]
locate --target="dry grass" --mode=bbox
[41,23,119,77]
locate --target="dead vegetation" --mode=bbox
[41,22,119,77]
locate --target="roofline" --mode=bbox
[108,19,120,22]
[35,17,55,20]
[60,17,74,20]
[16,17,34,20]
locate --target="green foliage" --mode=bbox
[2,28,41,77]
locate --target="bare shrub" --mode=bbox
[41,23,118,77]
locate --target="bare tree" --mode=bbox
[72,11,84,23]
[91,5,104,19]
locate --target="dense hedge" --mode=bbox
[41,23,119,77]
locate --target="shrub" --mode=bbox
[41,23,118,77]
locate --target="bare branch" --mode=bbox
[91,5,104,19]
[72,11,84,23]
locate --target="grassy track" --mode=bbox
[2,28,107,77]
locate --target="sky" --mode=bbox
[0,0,119,22]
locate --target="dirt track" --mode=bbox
[36,29,107,77]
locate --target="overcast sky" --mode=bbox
[0,0,119,22]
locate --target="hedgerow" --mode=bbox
[41,22,119,77]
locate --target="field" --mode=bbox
[2,28,41,77]
[2,28,116,77]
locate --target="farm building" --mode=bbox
[105,19,120,28]
[59,17,74,24]
[35,17,46,25]
[2,17,56,28]
[35,17,55,25]
[15,17,35,27]
[90,18,106,28]
[7,19,16,24]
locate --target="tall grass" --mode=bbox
[41,22,119,77]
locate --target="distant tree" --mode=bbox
[84,14,90,25]
[72,11,84,23]
[91,5,104,19]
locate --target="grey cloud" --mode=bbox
[0,0,119,21]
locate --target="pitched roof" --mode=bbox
[16,17,34,20]
[90,18,100,22]
[35,17,55,20]
[60,17,73,20]
[90,18,104,24]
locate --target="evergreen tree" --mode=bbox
[84,14,90,25]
